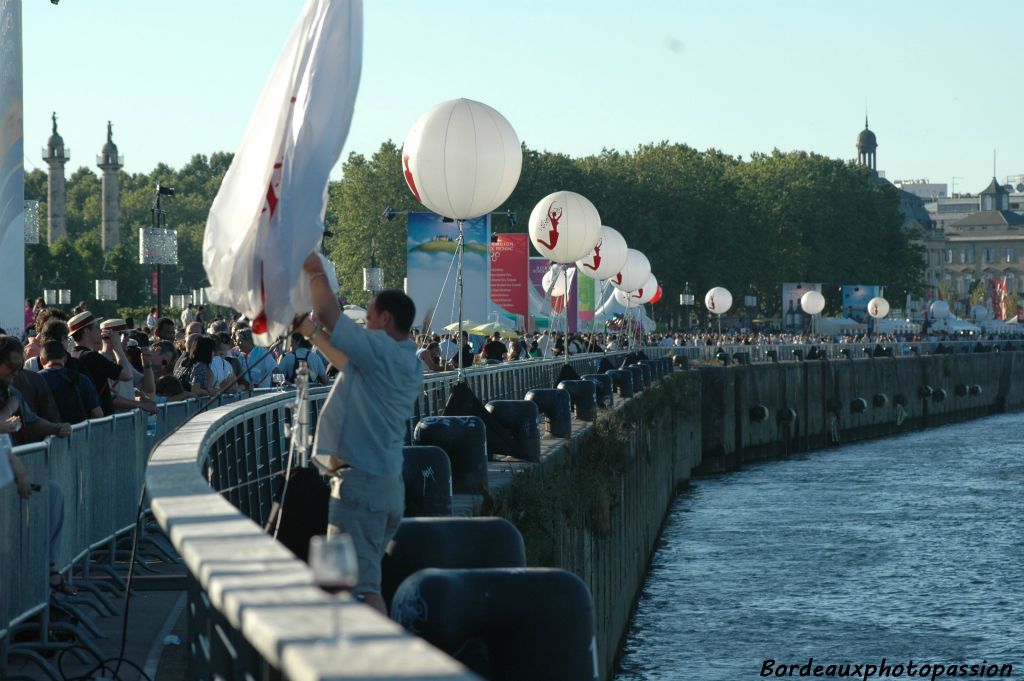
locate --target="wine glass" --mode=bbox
[308,534,359,642]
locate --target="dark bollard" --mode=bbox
[969,384,982,396]
[806,346,824,360]
[382,517,525,607]
[392,568,597,681]
[485,400,541,462]
[626,365,645,391]
[637,362,653,388]
[918,385,933,399]
[840,348,852,360]
[716,350,731,366]
[557,380,597,422]
[582,374,614,408]
[776,407,797,425]
[872,393,888,408]
[933,388,947,403]
[732,352,751,365]
[850,397,868,414]
[872,344,888,358]
[402,446,453,517]
[606,369,634,399]
[524,388,572,438]
[672,355,690,370]
[640,360,662,382]
[766,350,779,363]
[749,405,770,423]
[413,416,488,494]
[792,349,804,362]
[954,384,968,397]
[662,356,675,374]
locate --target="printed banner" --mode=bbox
[781,282,822,331]
[407,212,490,333]
[529,258,578,331]
[0,1,25,338]
[841,284,883,324]
[489,233,528,324]
[576,275,597,325]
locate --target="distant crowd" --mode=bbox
[3,297,1008,442]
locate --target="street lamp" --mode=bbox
[140,184,178,317]
[744,285,758,328]
[362,237,384,293]
[679,282,695,330]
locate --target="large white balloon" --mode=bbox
[528,191,602,264]
[402,98,522,220]
[633,273,659,304]
[576,226,628,280]
[610,249,651,292]
[929,300,950,319]
[613,287,637,307]
[800,290,826,315]
[541,266,571,297]
[704,287,733,315]
[867,296,890,319]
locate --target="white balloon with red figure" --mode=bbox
[704,287,733,315]
[528,191,602,264]
[575,226,628,281]
[610,249,651,292]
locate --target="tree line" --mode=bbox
[24,141,924,321]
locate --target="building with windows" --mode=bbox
[853,120,1024,316]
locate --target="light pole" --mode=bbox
[744,285,758,329]
[679,282,694,331]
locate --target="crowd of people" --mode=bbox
[2,290,1007,611]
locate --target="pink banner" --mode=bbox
[490,234,529,318]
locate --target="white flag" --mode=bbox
[203,0,362,345]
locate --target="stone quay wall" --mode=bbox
[463,352,1024,681]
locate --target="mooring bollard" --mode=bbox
[413,416,488,494]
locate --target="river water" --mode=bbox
[615,414,1024,680]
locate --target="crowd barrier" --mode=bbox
[4,340,1009,677]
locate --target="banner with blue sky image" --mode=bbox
[406,212,490,333]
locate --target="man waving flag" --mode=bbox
[204,0,362,345]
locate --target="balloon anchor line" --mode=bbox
[456,219,466,383]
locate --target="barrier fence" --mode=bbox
[3,339,1015,678]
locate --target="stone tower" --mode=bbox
[97,121,123,252]
[42,112,69,245]
[856,115,877,172]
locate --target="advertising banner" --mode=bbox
[528,258,579,331]
[781,282,822,331]
[576,274,597,326]
[406,212,490,333]
[841,284,883,323]
[489,233,528,325]
[0,2,25,337]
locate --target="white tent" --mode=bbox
[593,286,656,332]
[927,316,981,335]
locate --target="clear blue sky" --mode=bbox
[21,0,1024,195]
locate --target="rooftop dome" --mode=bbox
[856,117,877,150]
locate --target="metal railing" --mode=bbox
[0,389,263,677]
